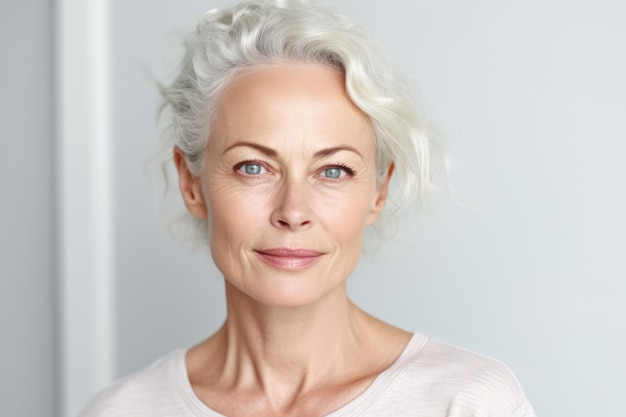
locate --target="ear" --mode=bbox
[173,146,208,219]
[366,162,394,225]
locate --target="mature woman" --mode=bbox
[81,1,536,416]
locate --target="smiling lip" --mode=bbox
[254,248,323,270]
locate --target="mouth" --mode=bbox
[254,248,324,270]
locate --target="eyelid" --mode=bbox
[234,160,271,176]
[318,164,356,179]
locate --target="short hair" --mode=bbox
[158,0,445,245]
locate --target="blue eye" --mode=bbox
[240,163,265,175]
[323,167,343,179]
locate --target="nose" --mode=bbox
[270,178,314,231]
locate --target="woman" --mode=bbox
[81,1,536,416]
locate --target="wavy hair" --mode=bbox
[158,0,445,245]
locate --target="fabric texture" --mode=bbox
[79,333,537,417]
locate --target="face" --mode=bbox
[175,63,392,308]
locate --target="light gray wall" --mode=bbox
[105,1,625,416]
[0,0,58,416]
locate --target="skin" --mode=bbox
[174,62,411,417]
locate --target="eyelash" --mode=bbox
[321,163,356,178]
[234,160,269,177]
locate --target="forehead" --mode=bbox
[209,63,375,155]
[225,62,348,103]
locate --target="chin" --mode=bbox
[228,273,344,309]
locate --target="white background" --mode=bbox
[2,1,625,416]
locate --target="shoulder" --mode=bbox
[380,335,536,416]
[418,337,525,390]
[78,349,187,417]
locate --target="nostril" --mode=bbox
[275,218,311,229]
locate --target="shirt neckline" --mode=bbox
[172,332,430,416]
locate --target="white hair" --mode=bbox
[158,0,446,246]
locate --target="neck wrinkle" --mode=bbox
[217,281,367,397]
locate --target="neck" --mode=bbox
[222,281,367,387]
[186,280,412,414]
[236,284,362,361]
[192,281,381,391]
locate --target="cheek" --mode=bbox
[204,182,273,282]
[314,190,371,279]
[316,186,375,241]
[206,181,269,242]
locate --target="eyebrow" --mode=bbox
[223,141,277,157]
[223,141,364,159]
[314,145,363,159]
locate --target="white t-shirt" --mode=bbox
[79,333,536,416]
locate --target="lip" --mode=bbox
[254,248,324,270]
